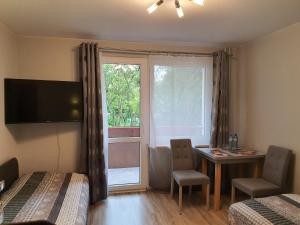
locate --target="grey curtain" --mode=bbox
[79,42,107,203]
[208,50,230,194]
[210,50,230,148]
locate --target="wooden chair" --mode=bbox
[170,139,210,213]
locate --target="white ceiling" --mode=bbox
[0,0,300,45]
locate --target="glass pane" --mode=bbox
[149,55,213,146]
[108,142,140,186]
[103,64,141,138]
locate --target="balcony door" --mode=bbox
[102,56,149,192]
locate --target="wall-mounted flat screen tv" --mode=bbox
[5,79,83,124]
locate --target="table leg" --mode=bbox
[201,158,208,200]
[214,162,222,210]
[201,158,208,174]
[253,159,263,178]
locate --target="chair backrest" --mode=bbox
[170,139,194,171]
[262,145,292,190]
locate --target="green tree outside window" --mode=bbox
[103,64,140,127]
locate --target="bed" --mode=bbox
[0,158,89,225]
[229,194,300,225]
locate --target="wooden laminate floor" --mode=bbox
[89,191,229,225]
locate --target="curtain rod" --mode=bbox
[98,47,214,57]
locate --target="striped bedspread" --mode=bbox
[1,172,89,225]
[229,194,300,225]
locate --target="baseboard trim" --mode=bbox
[109,187,147,195]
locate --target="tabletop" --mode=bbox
[195,148,265,164]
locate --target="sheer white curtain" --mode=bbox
[149,55,213,147]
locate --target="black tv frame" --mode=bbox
[4,78,83,124]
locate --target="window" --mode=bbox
[149,55,213,146]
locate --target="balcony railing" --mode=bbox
[108,127,140,169]
[108,127,140,186]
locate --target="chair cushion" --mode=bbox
[232,178,281,197]
[173,170,210,186]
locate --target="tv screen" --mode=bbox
[5,79,83,124]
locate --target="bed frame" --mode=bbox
[0,158,19,193]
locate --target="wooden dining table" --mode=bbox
[195,148,265,210]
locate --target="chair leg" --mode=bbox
[170,176,174,197]
[188,186,192,200]
[231,185,236,203]
[206,184,210,210]
[179,186,183,214]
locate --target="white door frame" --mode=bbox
[102,55,149,193]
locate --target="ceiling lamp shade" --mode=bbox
[147,0,205,18]
[147,0,164,14]
[191,0,205,5]
[175,0,184,18]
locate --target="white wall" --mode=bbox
[15,37,82,174]
[240,22,300,193]
[0,22,19,164]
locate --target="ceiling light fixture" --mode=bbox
[147,0,164,14]
[191,0,205,6]
[175,0,184,18]
[147,0,205,18]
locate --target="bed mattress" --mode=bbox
[1,172,89,225]
[229,194,300,225]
